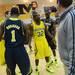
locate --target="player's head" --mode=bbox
[57,0,73,8]
[50,6,57,12]
[11,7,20,17]
[31,1,38,10]
[5,11,11,18]
[45,12,50,19]
[44,7,50,19]
[32,11,40,24]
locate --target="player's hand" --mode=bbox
[29,49,35,55]
[35,50,38,56]
[29,44,32,50]
[30,48,33,53]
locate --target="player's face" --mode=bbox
[32,3,37,9]
[33,14,40,25]
[34,14,40,21]
[45,13,50,18]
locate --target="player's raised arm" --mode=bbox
[0,23,4,41]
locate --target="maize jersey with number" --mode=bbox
[32,21,51,59]
[32,21,45,40]
[4,18,25,47]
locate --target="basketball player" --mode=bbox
[0,7,31,75]
[29,11,54,75]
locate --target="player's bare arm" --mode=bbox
[22,24,30,44]
[28,24,33,51]
[0,23,4,41]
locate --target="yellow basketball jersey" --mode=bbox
[32,21,45,40]
[50,12,56,17]
[32,21,51,59]
[0,19,5,65]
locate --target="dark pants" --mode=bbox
[46,35,56,50]
[46,34,56,57]
[5,45,30,75]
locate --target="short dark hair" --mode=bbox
[32,11,39,16]
[11,7,20,16]
[5,11,10,17]
[50,6,57,12]
[31,1,38,5]
[57,0,73,8]
[5,11,10,15]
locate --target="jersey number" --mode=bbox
[37,31,43,37]
[11,30,16,42]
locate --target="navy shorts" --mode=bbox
[5,45,30,75]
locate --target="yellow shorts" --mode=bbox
[0,40,5,65]
[34,38,52,59]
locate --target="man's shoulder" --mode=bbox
[64,9,75,22]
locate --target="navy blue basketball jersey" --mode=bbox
[4,18,25,47]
